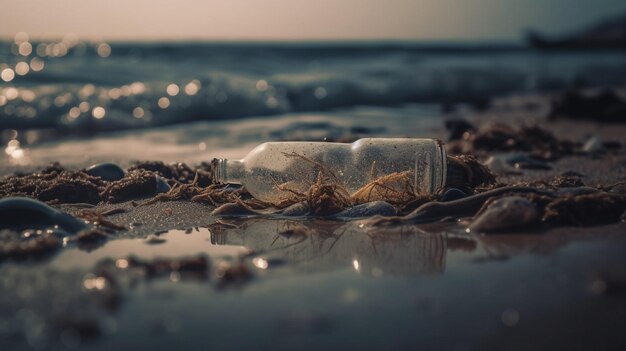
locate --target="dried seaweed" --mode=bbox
[140,173,242,207]
[0,163,104,204]
[129,161,213,186]
[446,123,579,160]
[76,209,126,230]
[543,193,626,226]
[100,170,157,203]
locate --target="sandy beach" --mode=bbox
[1,90,626,349]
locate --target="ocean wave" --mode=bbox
[2,41,626,133]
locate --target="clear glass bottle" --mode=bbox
[214,138,447,204]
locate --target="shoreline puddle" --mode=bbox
[1,218,626,349]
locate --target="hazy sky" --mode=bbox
[2,0,626,41]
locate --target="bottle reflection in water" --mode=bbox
[214,138,447,204]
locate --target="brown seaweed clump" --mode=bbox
[95,254,210,281]
[129,161,213,186]
[445,155,497,192]
[543,193,626,226]
[0,163,104,204]
[140,173,251,209]
[447,123,578,160]
[99,169,158,203]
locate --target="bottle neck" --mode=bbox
[215,159,244,184]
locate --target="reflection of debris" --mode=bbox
[108,254,211,279]
[0,229,62,260]
[215,260,253,287]
[0,265,121,347]
[145,234,166,245]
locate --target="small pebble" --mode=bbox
[155,176,171,193]
[469,196,539,233]
[335,201,396,218]
[485,153,551,172]
[583,136,603,153]
[85,162,125,181]
[211,203,258,217]
[441,188,468,202]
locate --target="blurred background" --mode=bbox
[1,0,626,169]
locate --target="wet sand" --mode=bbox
[1,101,626,350]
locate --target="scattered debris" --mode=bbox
[549,89,626,123]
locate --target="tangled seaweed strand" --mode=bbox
[274,152,446,215]
[275,152,352,216]
[140,173,248,209]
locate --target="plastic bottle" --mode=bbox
[213,138,447,204]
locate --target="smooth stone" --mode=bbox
[0,197,87,233]
[441,188,468,202]
[85,162,125,181]
[485,153,551,172]
[155,176,171,193]
[279,202,310,216]
[469,196,539,233]
[335,201,396,218]
[583,136,603,153]
[211,203,258,217]
[484,154,513,173]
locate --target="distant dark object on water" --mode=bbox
[526,14,626,50]
[549,89,626,123]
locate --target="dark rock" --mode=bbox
[0,197,87,233]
